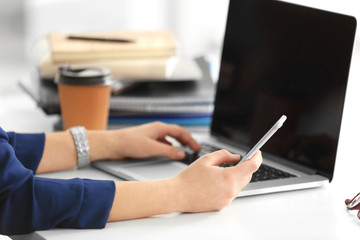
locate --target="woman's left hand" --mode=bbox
[90,121,202,161]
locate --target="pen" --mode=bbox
[68,35,134,43]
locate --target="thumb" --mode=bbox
[198,149,241,166]
[234,151,262,175]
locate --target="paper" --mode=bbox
[0,235,11,240]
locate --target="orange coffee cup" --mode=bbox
[55,65,112,130]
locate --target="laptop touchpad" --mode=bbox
[111,157,187,181]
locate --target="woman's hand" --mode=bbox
[39,121,201,173]
[108,149,262,221]
[89,121,202,161]
[171,150,262,213]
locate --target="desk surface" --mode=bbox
[1,53,360,239]
[36,167,359,240]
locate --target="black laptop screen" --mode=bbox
[211,0,356,180]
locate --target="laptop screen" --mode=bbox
[211,0,356,180]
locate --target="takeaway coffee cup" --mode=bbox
[55,64,112,130]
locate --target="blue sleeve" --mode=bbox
[6,130,45,172]
[0,128,116,235]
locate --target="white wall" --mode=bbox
[0,0,25,63]
[24,0,229,59]
[24,0,360,57]
[0,0,359,93]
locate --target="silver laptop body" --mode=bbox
[93,0,356,197]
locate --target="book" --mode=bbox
[39,55,203,81]
[48,30,177,63]
[40,55,170,79]
[18,76,60,115]
[108,113,212,126]
[108,57,215,113]
[21,57,215,118]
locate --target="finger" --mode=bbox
[198,149,241,166]
[146,140,186,160]
[159,137,172,146]
[158,124,202,152]
[233,151,262,174]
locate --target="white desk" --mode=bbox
[1,53,360,239]
[35,167,359,240]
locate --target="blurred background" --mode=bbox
[0,0,230,96]
[0,0,359,183]
[1,0,359,95]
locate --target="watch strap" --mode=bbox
[69,126,90,168]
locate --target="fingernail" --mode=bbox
[176,150,185,159]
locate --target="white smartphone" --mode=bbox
[235,115,287,165]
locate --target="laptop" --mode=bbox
[92,0,357,197]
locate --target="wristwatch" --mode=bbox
[69,126,90,168]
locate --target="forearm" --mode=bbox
[36,122,201,174]
[36,130,123,174]
[108,180,179,221]
[36,131,77,173]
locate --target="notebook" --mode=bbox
[92,0,356,197]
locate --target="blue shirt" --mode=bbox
[0,127,115,235]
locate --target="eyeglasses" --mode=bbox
[345,192,360,220]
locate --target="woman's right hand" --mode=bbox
[171,150,262,213]
[108,149,262,222]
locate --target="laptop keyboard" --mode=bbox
[181,143,296,183]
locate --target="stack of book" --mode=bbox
[39,30,178,80]
[25,30,215,131]
[107,57,215,130]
